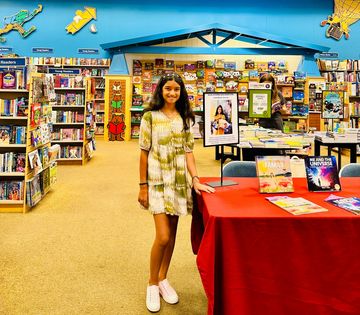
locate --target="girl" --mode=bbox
[213,105,227,135]
[138,72,214,313]
[258,73,286,131]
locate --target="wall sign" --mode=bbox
[0,58,26,66]
[32,48,54,53]
[78,48,99,54]
[0,47,13,53]
[48,68,81,75]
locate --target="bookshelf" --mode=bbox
[29,57,110,137]
[0,74,59,212]
[50,75,94,164]
[129,58,294,138]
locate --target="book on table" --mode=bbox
[266,196,328,215]
[305,156,341,192]
[325,195,360,215]
[255,156,294,193]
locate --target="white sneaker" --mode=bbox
[146,285,160,312]
[159,279,179,304]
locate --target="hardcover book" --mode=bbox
[304,156,341,192]
[255,156,294,193]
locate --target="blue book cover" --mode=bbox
[305,156,341,192]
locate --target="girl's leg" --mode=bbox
[149,213,171,285]
[158,215,179,281]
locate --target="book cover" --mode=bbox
[305,156,341,192]
[28,149,43,175]
[30,103,41,127]
[2,71,16,89]
[267,196,328,215]
[326,196,360,215]
[256,156,294,193]
[0,125,11,144]
[27,175,42,207]
[7,181,23,201]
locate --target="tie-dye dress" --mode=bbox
[139,110,194,216]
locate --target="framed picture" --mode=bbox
[203,92,239,147]
[322,90,344,119]
[248,82,272,118]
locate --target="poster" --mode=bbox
[203,92,239,147]
[322,90,344,119]
[248,82,272,118]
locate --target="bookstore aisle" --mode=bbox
[0,138,220,315]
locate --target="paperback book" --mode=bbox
[255,156,294,193]
[266,195,328,215]
[325,195,360,215]
[305,156,341,192]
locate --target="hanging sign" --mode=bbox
[48,68,81,75]
[32,47,54,53]
[318,52,339,58]
[78,48,99,54]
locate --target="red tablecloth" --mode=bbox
[191,177,360,315]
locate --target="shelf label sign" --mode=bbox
[318,52,339,58]
[32,47,54,53]
[48,68,81,74]
[0,47,13,53]
[78,48,99,54]
[0,58,26,66]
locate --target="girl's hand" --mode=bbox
[138,186,149,208]
[193,181,215,195]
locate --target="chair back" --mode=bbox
[339,163,360,177]
[223,161,257,177]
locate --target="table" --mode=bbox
[191,177,360,315]
[314,138,359,170]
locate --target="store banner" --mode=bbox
[48,68,81,75]
[0,47,13,53]
[78,48,99,54]
[0,58,26,66]
[32,48,54,53]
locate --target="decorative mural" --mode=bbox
[0,4,43,43]
[107,80,127,141]
[66,7,97,34]
[321,0,360,40]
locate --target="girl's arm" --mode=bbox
[138,149,149,208]
[186,152,215,195]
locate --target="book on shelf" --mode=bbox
[325,195,360,215]
[266,195,328,215]
[0,125,11,144]
[28,149,43,175]
[0,181,24,201]
[255,156,294,193]
[304,156,341,192]
[30,103,41,127]
[50,162,57,185]
[0,152,26,173]
[26,175,42,207]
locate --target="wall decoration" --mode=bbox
[107,79,127,141]
[0,5,43,43]
[321,0,360,40]
[89,23,97,33]
[66,7,96,34]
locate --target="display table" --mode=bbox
[314,138,359,169]
[191,177,360,315]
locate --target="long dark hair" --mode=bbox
[144,73,194,130]
[214,105,224,117]
[259,73,278,102]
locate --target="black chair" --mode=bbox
[223,161,257,177]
